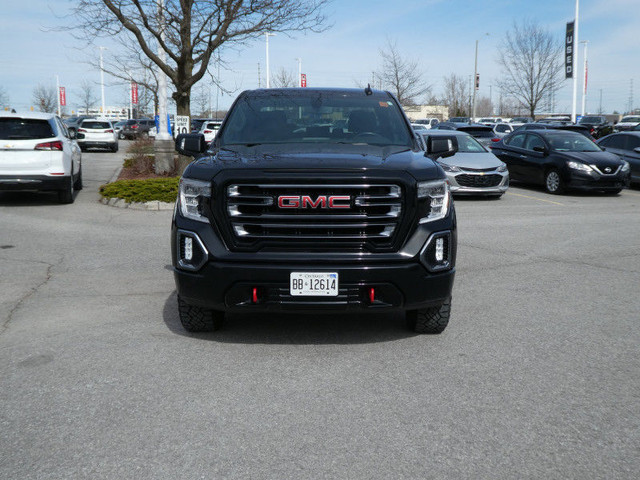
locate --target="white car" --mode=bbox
[412,117,439,129]
[411,123,428,131]
[493,122,514,137]
[0,112,82,203]
[199,120,222,142]
[614,115,640,132]
[77,119,118,152]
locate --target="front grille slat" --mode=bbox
[455,174,503,187]
[225,183,403,251]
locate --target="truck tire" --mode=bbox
[406,298,451,334]
[178,296,224,332]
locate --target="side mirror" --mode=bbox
[424,136,458,160]
[68,130,77,139]
[175,133,207,157]
[533,145,548,155]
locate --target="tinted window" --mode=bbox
[621,116,640,123]
[220,91,412,147]
[627,135,640,150]
[579,116,602,124]
[505,132,526,148]
[600,135,625,149]
[524,134,546,151]
[0,118,55,140]
[495,124,511,133]
[82,121,112,129]
[459,127,494,138]
[545,132,601,152]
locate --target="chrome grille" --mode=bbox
[224,183,403,249]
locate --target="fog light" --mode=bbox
[184,237,193,261]
[435,238,444,262]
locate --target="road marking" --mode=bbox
[506,191,565,206]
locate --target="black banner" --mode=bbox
[565,21,575,79]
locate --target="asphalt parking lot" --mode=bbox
[1,147,639,479]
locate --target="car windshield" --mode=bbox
[459,127,494,138]
[621,116,640,123]
[454,134,487,152]
[449,117,468,123]
[82,121,111,129]
[219,91,413,147]
[546,133,602,152]
[0,118,55,140]
[579,116,602,123]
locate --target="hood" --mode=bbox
[559,150,623,167]
[439,151,502,169]
[184,144,442,182]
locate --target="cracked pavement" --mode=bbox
[1,146,639,479]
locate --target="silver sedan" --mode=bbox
[417,130,509,197]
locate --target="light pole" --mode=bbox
[99,46,107,115]
[265,32,276,88]
[581,40,588,116]
[471,34,489,123]
[154,0,173,174]
[571,0,580,123]
[296,57,302,87]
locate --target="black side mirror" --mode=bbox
[425,136,458,160]
[175,134,207,157]
[533,145,548,155]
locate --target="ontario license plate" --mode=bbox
[290,272,339,296]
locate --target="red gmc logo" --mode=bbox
[278,195,351,209]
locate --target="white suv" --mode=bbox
[77,119,118,152]
[0,112,82,204]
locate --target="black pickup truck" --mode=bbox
[172,88,458,334]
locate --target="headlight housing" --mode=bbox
[621,160,630,173]
[178,177,211,222]
[437,161,461,173]
[497,163,508,172]
[567,161,593,173]
[417,180,450,223]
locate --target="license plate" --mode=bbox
[290,272,338,296]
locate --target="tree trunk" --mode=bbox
[173,90,191,117]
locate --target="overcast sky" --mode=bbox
[1,0,638,115]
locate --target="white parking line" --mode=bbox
[506,191,566,206]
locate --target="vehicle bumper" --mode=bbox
[565,170,630,190]
[174,259,455,313]
[78,141,116,148]
[0,175,68,192]
[448,171,509,195]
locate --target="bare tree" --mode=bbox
[442,74,469,117]
[496,20,563,118]
[32,84,57,113]
[0,86,9,109]
[69,0,330,116]
[376,39,430,106]
[475,97,493,117]
[78,80,98,115]
[271,67,297,88]
[192,82,210,117]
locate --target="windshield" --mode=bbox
[0,118,55,140]
[449,117,469,123]
[579,116,602,123]
[219,91,413,147]
[621,116,640,123]
[546,133,601,152]
[82,121,111,129]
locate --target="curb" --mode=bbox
[100,197,174,211]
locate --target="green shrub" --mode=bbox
[127,138,155,155]
[100,177,180,203]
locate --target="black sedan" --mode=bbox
[578,116,614,139]
[597,132,640,186]
[491,130,631,194]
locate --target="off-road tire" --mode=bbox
[178,296,224,332]
[406,298,451,334]
[58,170,75,204]
[73,165,83,191]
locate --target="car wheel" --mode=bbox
[111,143,119,153]
[177,296,224,332]
[58,169,75,204]
[406,298,451,334]
[545,169,564,194]
[118,132,125,140]
[73,165,83,191]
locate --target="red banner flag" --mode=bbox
[131,82,138,105]
[59,87,66,106]
[301,74,307,88]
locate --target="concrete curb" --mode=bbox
[100,197,174,211]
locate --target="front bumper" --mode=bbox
[0,175,68,192]
[565,169,630,190]
[447,171,509,195]
[78,140,116,148]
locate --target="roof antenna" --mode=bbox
[365,83,373,96]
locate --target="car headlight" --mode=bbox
[437,161,461,173]
[621,160,630,173]
[497,163,508,172]
[417,180,450,223]
[567,161,593,173]
[178,177,211,222]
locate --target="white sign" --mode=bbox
[174,115,190,137]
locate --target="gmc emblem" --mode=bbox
[278,195,351,209]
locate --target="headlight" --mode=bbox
[437,161,461,173]
[621,161,630,172]
[417,180,450,223]
[497,163,508,172]
[567,161,593,173]
[178,177,211,222]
